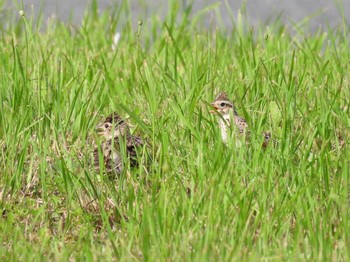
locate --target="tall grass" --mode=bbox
[0,0,349,260]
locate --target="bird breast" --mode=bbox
[219,117,230,143]
[218,114,245,147]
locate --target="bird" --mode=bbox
[94,112,144,174]
[210,91,271,148]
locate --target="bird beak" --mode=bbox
[209,103,218,114]
[95,123,105,134]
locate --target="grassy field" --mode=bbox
[0,1,349,261]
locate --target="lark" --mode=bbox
[94,112,144,174]
[210,92,271,148]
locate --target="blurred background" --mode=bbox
[3,0,350,31]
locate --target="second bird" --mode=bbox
[210,92,271,148]
[94,112,144,174]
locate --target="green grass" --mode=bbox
[1,1,349,260]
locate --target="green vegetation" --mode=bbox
[0,1,349,260]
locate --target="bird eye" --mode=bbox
[104,124,109,128]
[220,102,226,107]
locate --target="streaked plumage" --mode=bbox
[94,112,144,174]
[210,92,271,148]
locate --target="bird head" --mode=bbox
[95,112,129,140]
[210,92,236,117]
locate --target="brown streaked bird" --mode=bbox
[210,91,271,148]
[94,112,144,174]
